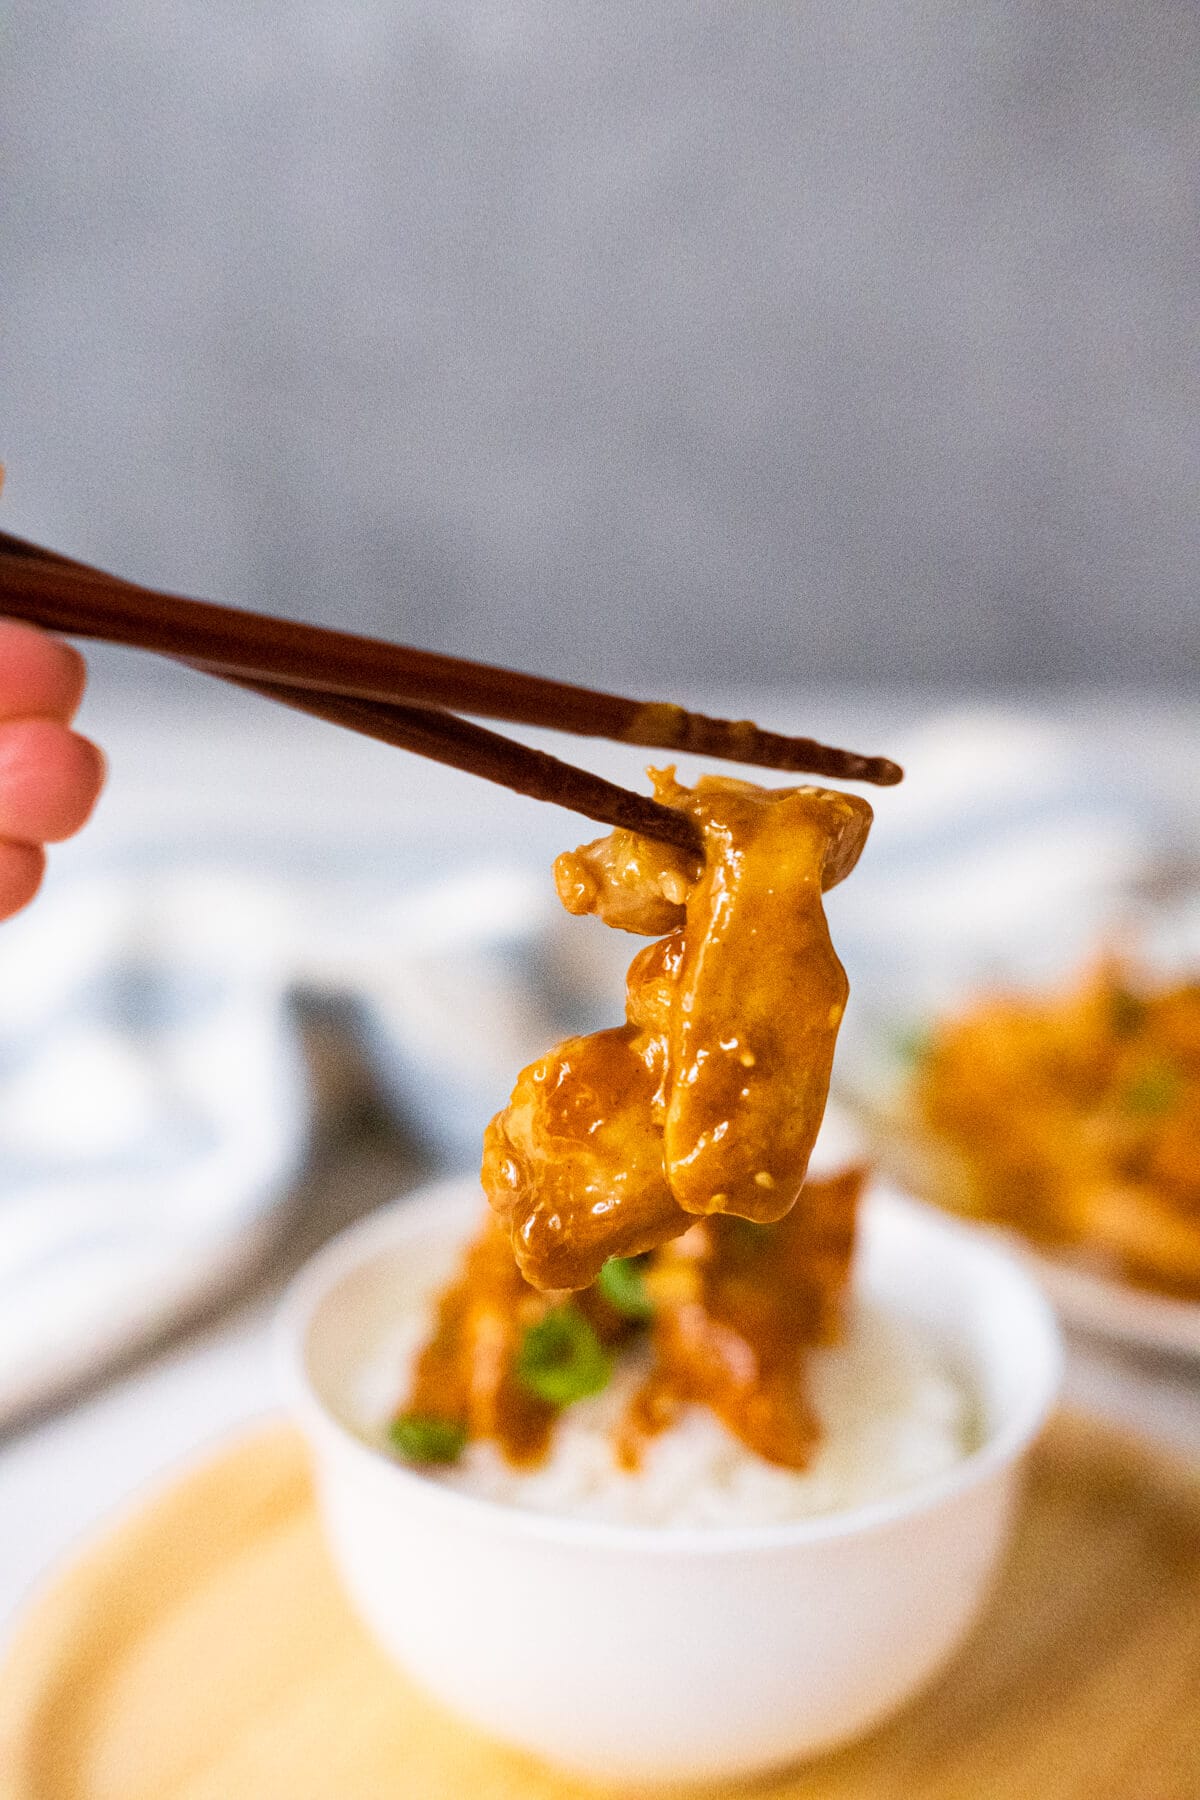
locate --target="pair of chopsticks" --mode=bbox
[0,530,901,856]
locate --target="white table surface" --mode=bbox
[4,679,1200,1647]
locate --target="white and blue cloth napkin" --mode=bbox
[0,844,567,1423]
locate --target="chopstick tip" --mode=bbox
[871,758,904,786]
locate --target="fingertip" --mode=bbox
[0,840,45,921]
[49,635,87,719]
[35,726,107,843]
[0,620,88,722]
[56,639,88,721]
[71,731,107,833]
[0,719,107,842]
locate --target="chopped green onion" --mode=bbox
[516,1306,612,1406]
[389,1414,468,1464]
[596,1255,654,1322]
[1122,1062,1183,1117]
[892,1023,933,1068]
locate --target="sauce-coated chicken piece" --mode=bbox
[482,1026,683,1292]
[399,1210,636,1467]
[483,770,872,1289]
[554,829,694,937]
[402,1213,560,1465]
[618,1165,864,1470]
[915,958,1200,1297]
[661,774,870,1222]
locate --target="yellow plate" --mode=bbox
[3,1416,1200,1799]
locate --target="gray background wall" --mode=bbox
[2,1,1197,689]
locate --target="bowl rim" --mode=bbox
[276,1174,1063,1555]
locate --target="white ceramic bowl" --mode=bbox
[277,1178,1062,1786]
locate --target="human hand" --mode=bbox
[0,621,105,919]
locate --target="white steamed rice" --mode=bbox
[353,1297,974,1529]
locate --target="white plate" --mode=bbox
[876,1191,1200,1363]
[1021,1245,1200,1361]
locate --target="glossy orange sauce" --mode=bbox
[483,770,872,1290]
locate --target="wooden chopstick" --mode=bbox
[0,531,902,786]
[227,677,706,854]
[0,534,707,853]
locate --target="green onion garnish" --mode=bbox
[892,1024,933,1068]
[1121,1062,1183,1117]
[516,1306,612,1406]
[389,1414,468,1464]
[596,1255,654,1321]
